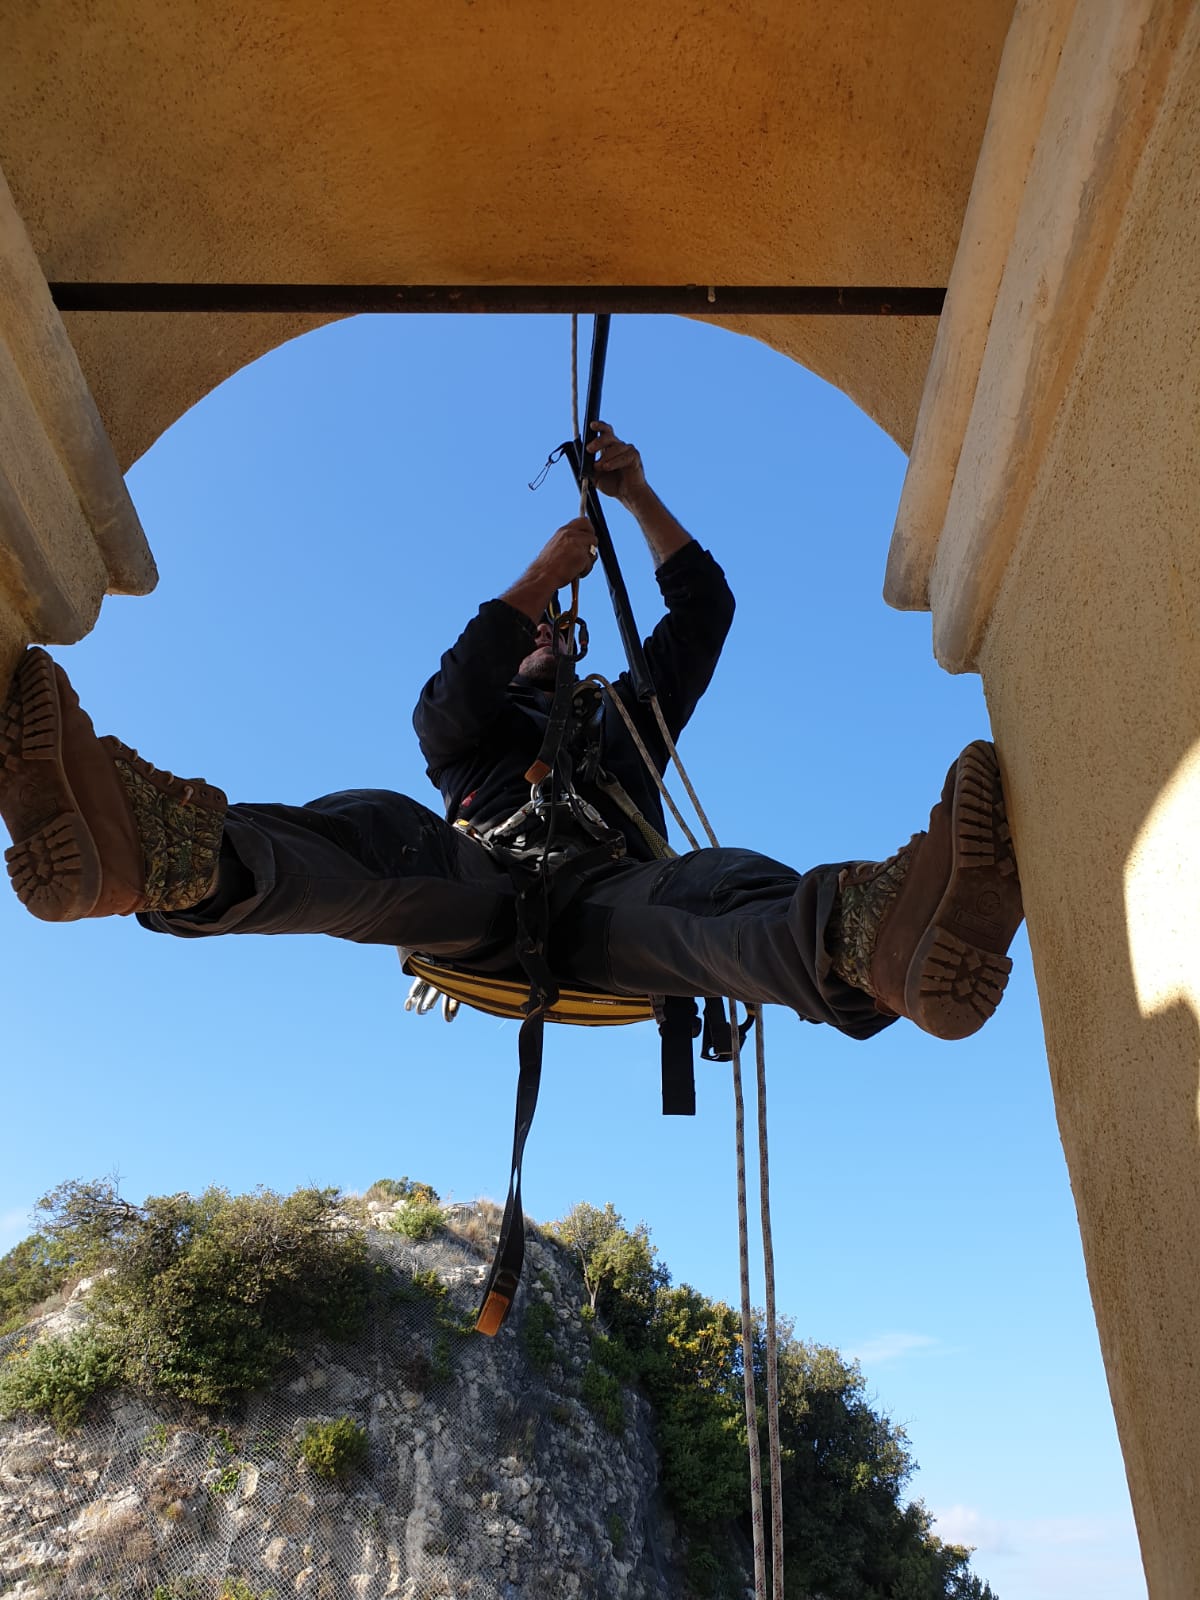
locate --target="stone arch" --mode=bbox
[0,0,1017,470]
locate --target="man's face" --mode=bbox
[517,618,573,686]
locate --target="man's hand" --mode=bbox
[586,420,693,567]
[500,517,598,622]
[534,517,599,588]
[588,421,648,503]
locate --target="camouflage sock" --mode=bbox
[112,757,226,911]
[827,851,913,999]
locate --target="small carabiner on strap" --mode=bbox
[404,977,441,1016]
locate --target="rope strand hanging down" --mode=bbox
[561,314,784,1595]
[731,998,768,1599]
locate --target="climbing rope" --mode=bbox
[755,1010,784,1600]
[583,676,783,1596]
[730,999,767,1600]
[583,673,702,853]
[648,699,720,848]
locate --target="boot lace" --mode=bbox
[101,737,199,805]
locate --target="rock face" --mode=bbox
[0,1205,712,1599]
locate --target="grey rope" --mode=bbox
[648,694,720,848]
[580,668,783,1594]
[582,673,703,852]
[755,1007,784,1598]
[730,997,768,1599]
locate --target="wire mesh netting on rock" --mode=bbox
[0,1203,687,1600]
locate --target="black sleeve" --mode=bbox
[412,599,535,778]
[610,542,735,749]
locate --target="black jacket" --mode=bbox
[413,542,735,861]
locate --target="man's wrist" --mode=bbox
[617,478,655,515]
[500,563,558,622]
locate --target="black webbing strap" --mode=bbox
[475,1001,547,1336]
[474,839,617,1335]
[560,438,655,703]
[658,996,700,1115]
[526,644,577,785]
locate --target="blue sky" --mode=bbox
[0,313,1143,1599]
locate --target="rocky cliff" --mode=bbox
[0,1197,717,1600]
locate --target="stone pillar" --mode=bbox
[0,163,155,684]
[886,3,1200,1594]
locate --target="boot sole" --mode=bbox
[0,649,102,920]
[904,741,1023,1040]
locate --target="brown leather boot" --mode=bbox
[828,740,1023,1040]
[0,647,226,921]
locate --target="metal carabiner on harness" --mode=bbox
[404,975,461,1023]
[404,976,441,1016]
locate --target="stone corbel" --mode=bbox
[0,162,156,672]
[884,0,1187,674]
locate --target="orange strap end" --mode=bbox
[476,1291,512,1337]
[524,759,551,785]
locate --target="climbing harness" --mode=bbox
[404,314,785,1597]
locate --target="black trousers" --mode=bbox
[138,789,892,1041]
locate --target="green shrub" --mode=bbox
[365,1178,409,1202]
[408,1268,447,1303]
[592,1331,638,1381]
[581,1362,624,1435]
[684,1540,736,1599]
[0,1232,74,1333]
[0,1327,118,1431]
[218,1583,275,1600]
[299,1416,368,1481]
[30,1179,371,1411]
[431,1330,454,1382]
[608,1511,627,1556]
[521,1299,557,1372]
[154,1583,268,1600]
[367,1177,440,1206]
[389,1200,447,1241]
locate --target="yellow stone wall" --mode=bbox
[0,0,1014,469]
[979,18,1200,1592]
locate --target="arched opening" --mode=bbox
[0,310,1139,1595]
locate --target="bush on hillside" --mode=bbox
[389,1199,447,1241]
[0,1179,372,1423]
[366,1177,440,1207]
[299,1416,369,1481]
[0,1232,72,1334]
[581,1362,624,1435]
[0,1327,117,1431]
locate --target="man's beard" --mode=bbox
[516,647,563,686]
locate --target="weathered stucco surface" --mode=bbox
[0,0,1015,471]
[979,15,1200,1590]
[886,3,1198,1594]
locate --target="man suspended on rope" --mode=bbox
[0,423,1022,1044]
